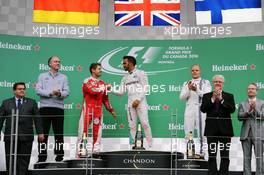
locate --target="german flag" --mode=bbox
[33,0,99,25]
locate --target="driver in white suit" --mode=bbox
[110,55,152,148]
[180,64,211,155]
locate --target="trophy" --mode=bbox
[132,123,145,150]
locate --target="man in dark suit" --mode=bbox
[0,82,44,175]
[201,75,236,175]
[238,83,264,175]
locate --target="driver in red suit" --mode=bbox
[77,63,116,155]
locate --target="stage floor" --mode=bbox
[28,169,247,175]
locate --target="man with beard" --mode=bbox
[110,56,152,149]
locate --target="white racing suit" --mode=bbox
[180,78,211,154]
[111,68,152,147]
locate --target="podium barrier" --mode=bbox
[2,109,261,175]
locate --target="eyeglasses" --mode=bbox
[17,88,25,90]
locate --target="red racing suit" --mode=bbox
[77,76,113,153]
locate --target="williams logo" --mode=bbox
[98,47,187,76]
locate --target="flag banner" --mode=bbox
[115,0,180,26]
[33,0,100,25]
[195,0,262,25]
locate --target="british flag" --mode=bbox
[115,0,181,26]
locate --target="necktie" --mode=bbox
[17,99,22,110]
[215,98,220,112]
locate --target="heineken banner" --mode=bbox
[0,34,263,138]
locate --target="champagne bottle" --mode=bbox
[132,123,145,150]
[79,132,87,156]
[186,131,195,159]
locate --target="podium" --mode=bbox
[31,150,213,175]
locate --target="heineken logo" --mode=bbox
[0,81,31,88]
[212,64,257,72]
[256,43,264,51]
[102,123,117,130]
[212,64,249,72]
[39,63,75,72]
[256,82,264,89]
[0,41,32,51]
[250,64,256,70]
[34,44,41,51]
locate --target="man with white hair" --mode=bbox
[201,75,235,175]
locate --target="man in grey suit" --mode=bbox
[0,82,44,175]
[238,83,264,175]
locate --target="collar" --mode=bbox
[90,76,100,81]
[129,68,137,74]
[213,90,223,93]
[248,97,256,102]
[192,77,201,82]
[15,97,23,102]
[49,71,59,77]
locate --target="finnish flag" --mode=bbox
[195,0,262,25]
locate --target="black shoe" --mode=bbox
[92,154,101,159]
[55,156,63,162]
[37,158,47,163]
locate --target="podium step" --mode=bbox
[175,159,208,169]
[34,162,67,169]
[64,158,105,168]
